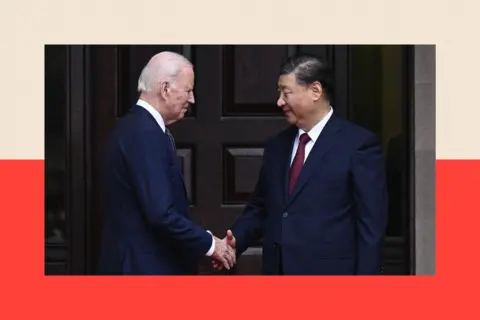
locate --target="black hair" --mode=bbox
[279,54,333,101]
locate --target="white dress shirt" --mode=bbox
[290,107,334,165]
[137,99,216,256]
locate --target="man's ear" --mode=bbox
[159,81,169,100]
[310,81,323,101]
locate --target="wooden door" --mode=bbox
[88,45,348,275]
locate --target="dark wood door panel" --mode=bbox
[168,46,291,231]
[45,262,69,275]
[169,45,295,274]
[223,45,289,116]
[169,118,288,142]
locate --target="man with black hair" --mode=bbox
[213,54,388,275]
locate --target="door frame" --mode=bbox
[45,45,90,275]
[405,45,416,275]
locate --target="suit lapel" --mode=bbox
[285,114,341,207]
[133,106,189,201]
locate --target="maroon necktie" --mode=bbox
[289,133,311,195]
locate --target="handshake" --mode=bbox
[211,230,237,271]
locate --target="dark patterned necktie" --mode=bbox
[165,127,188,200]
[165,128,176,153]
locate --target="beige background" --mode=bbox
[0,0,476,159]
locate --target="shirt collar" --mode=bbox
[298,106,334,142]
[136,99,166,133]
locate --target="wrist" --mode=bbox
[205,230,215,256]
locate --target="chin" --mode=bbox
[285,115,298,125]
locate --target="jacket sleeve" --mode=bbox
[122,129,213,261]
[351,132,389,275]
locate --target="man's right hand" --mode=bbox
[212,230,236,271]
[211,233,236,270]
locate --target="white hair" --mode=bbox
[137,51,192,93]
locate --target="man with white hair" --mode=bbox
[98,51,236,275]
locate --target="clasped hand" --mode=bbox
[211,230,236,271]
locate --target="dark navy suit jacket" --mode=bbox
[231,113,388,275]
[98,105,212,275]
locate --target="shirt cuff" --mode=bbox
[205,230,215,256]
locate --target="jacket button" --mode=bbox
[283,212,288,218]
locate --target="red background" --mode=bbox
[0,159,477,319]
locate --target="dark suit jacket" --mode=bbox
[98,105,212,275]
[231,114,388,275]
